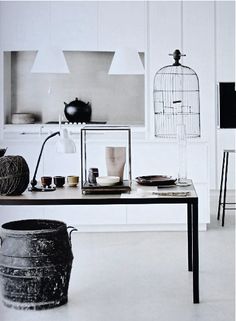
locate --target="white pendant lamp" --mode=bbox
[108,47,144,75]
[31,47,69,74]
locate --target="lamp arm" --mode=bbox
[31,131,60,187]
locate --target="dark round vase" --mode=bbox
[64,97,91,123]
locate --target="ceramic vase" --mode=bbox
[105,147,126,182]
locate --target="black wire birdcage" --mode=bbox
[153,49,200,138]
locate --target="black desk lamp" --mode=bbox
[29,129,76,192]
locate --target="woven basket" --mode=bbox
[0,156,29,196]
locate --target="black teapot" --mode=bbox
[64,98,92,123]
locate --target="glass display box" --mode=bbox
[80,126,132,194]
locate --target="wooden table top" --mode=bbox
[0,180,198,206]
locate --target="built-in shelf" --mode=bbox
[3,51,145,127]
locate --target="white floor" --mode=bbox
[1,191,235,321]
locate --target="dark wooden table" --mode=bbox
[0,180,199,303]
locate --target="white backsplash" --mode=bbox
[8,51,144,124]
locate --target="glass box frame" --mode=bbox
[80,126,132,194]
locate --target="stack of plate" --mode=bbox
[135,175,176,186]
[11,113,35,124]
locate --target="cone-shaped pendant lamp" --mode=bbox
[108,47,144,75]
[31,47,69,74]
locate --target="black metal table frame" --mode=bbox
[0,192,199,304]
[217,149,236,226]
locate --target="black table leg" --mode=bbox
[187,203,192,272]
[222,152,229,227]
[217,151,226,220]
[192,199,199,303]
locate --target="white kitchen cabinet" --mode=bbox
[98,1,146,51]
[148,1,182,75]
[0,2,49,50]
[43,205,127,226]
[0,2,98,51]
[147,1,182,137]
[183,1,216,189]
[51,2,98,51]
[126,182,208,230]
[0,205,126,228]
[0,1,145,52]
[0,206,45,227]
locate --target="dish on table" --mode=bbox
[135,175,177,186]
[96,176,120,187]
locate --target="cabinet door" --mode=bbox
[126,183,209,226]
[0,2,49,50]
[99,1,145,51]
[127,204,187,225]
[148,1,182,136]
[183,1,215,142]
[0,206,46,227]
[182,2,215,187]
[51,2,97,51]
[149,1,182,77]
[44,205,126,226]
[0,2,98,51]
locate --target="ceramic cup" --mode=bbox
[53,176,65,188]
[67,175,79,187]
[41,176,52,188]
[88,168,99,184]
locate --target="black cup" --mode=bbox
[41,176,52,188]
[53,176,65,188]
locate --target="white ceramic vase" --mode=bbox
[105,147,126,182]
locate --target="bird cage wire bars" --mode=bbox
[153,50,200,138]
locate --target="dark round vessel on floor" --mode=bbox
[0,219,76,310]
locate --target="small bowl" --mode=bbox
[53,176,65,187]
[41,176,52,188]
[96,176,120,187]
[67,175,79,187]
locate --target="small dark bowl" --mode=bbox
[41,176,52,188]
[53,176,65,187]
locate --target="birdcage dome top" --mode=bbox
[156,64,197,76]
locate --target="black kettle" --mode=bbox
[64,98,92,123]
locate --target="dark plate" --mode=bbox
[135,175,177,186]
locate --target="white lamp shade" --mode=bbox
[56,129,76,153]
[108,47,144,75]
[31,47,70,74]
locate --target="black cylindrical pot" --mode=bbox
[0,219,76,310]
[64,97,91,123]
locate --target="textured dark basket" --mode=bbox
[0,219,74,310]
[0,155,29,196]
